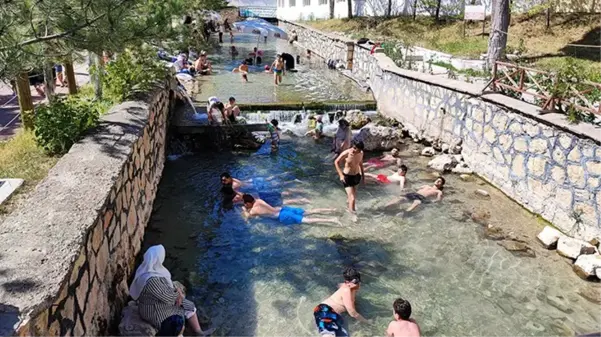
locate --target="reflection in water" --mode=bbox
[144,137,600,337]
[193,34,373,103]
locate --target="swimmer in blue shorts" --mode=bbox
[241,194,341,225]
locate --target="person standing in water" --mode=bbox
[334,141,365,215]
[386,298,421,337]
[313,267,369,337]
[267,119,280,152]
[332,119,352,156]
[271,55,285,85]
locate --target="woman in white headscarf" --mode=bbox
[130,245,214,336]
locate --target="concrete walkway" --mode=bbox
[0,63,90,140]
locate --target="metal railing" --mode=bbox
[490,61,601,116]
[238,6,277,18]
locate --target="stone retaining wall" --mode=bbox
[0,82,174,336]
[281,21,601,241]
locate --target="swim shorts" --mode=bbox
[278,206,305,225]
[274,69,282,74]
[405,192,428,203]
[258,191,283,206]
[367,158,387,168]
[377,174,390,184]
[313,304,348,337]
[343,173,362,188]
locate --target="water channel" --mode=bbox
[143,32,601,336]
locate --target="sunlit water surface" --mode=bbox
[192,34,373,103]
[144,136,600,337]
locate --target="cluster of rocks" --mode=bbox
[537,226,601,281]
[419,140,472,175]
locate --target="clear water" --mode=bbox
[144,136,600,337]
[192,34,373,103]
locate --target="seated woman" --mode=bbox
[194,51,212,75]
[364,148,401,171]
[129,245,214,336]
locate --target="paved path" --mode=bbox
[0,63,90,140]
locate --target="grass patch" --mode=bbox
[304,12,600,73]
[0,131,59,215]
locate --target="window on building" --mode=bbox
[303,0,310,5]
[318,0,327,4]
[289,0,296,6]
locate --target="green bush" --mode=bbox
[34,97,102,155]
[101,49,168,103]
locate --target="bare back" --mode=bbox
[249,199,279,218]
[342,149,363,175]
[321,285,355,315]
[387,319,421,337]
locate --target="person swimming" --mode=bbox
[364,164,407,191]
[334,141,365,215]
[364,148,401,171]
[313,267,370,337]
[386,298,421,337]
[241,194,340,226]
[232,60,249,82]
[385,177,445,212]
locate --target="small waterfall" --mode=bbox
[177,85,196,114]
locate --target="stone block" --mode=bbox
[568,147,581,162]
[567,164,586,188]
[550,166,566,185]
[527,156,546,177]
[32,309,49,335]
[530,138,548,154]
[573,254,601,279]
[97,239,109,281]
[75,269,89,313]
[558,134,572,149]
[537,226,564,249]
[127,207,138,236]
[73,316,85,336]
[586,160,601,176]
[511,154,526,178]
[83,278,100,332]
[103,210,113,230]
[557,236,596,259]
[513,137,528,152]
[69,249,87,286]
[428,154,458,172]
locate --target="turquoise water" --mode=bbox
[192,34,373,103]
[143,136,600,336]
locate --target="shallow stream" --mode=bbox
[144,136,600,336]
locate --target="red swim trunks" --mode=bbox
[377,174,390,183]
[367,158,386,168]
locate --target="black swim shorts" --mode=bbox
[343,173,362,188]
[405,192,428,203]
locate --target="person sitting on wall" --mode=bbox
[129,245,215,336]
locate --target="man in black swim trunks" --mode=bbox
[385,177,445,212]
[334,141,365,216]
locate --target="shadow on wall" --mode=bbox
[560,26,601,62]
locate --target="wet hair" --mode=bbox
[220,172,231,179]
[436,176,446,190]
[242,194,255,204]
[229,96,235,102]
[157,314,185,336]
[342,267,361,284]
[393,298,412,321]
[352,140,365,151]
[270,119,279,127]
[399,164,408,173]
[339,119,349,127]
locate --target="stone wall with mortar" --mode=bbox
[0,82,174,336]
[282,21,601,241]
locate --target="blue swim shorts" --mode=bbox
[278,206,305,225]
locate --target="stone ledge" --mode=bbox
[0,98,155,335]
[281,20,355,44]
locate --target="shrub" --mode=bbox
[101,49,169,103]
[34,97,102,154]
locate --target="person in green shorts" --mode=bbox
[266,119,280,152]
[241,194,341,226]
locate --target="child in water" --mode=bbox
[266,119,280,152]
[232,60,248,82]
[386,298,421,337]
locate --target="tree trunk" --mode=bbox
[89,52,103,99]
[329,0,335,19]
[16,73,35,130]
[43,62,55,101]
[65,61,78,95]
[487,0,510,68]
[412,0,418,19]
[435,0,442,21]
[387,0,392,16]
[347,0,353,18]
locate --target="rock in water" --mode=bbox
[546,295,573,313]
[427,154,459,172]
[557,236,596,259]
[452,162,473,174]
[421,147,436,157]
[119,302,158,336]
[537,226,564,249]
[573,254,601,280]
[352,125,404,151]
[577,286,601,304]
[459,174,472,181]
[475,189,490,197]
[498,240,536,258]
[346,110,370,129]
